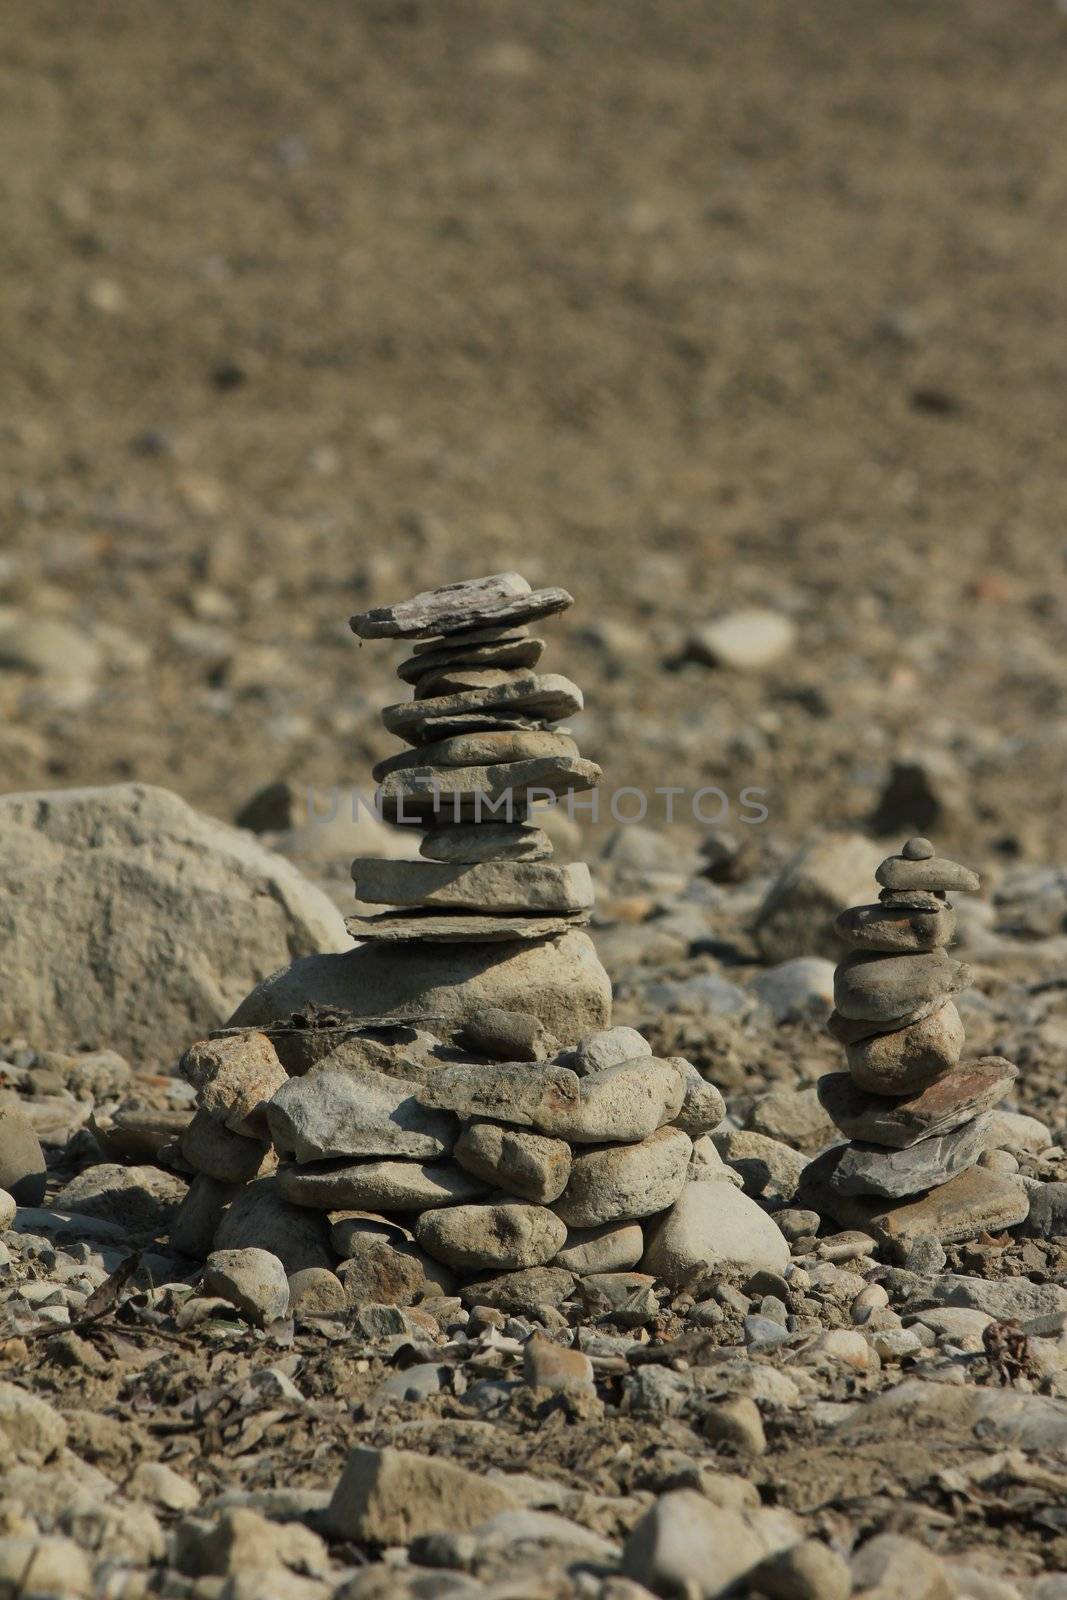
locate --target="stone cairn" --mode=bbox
[346,569,600,940]
[812,836,1025,1243]
[168,575,791,1309]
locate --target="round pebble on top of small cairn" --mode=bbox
[808,838,1029,1250]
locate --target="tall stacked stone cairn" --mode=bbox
[807,836,1029,1250]
[347,570,600,943]
[169,573,791,1304]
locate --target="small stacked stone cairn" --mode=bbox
[168,1014,782,1313]
[811,836,1026,1244]
[347,570,602,942]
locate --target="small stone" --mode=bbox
[751,1538,852,1600]
[804,1329,880,1373]
[170,1173,238,1259]
[522,1334,595,1394]
[459,1265,575,1314]
[828,1115,992,1199]
[53,1163,186,1234]
[915,1306,994,1346]
[672,1059,728,1137]
[845,1002,965,1093]
[350,572,571,639]
[714,1130,809,1204]
[420,821,554,863]
[686,608,797,671]
[0,1103,47,1205]
[775,1208,821,1242]
[203,1248,289,1326]
[834,901,956,954]
[748,1086,837,1150]
[554,1126,692,1227]
[416,1060,580,1133]
[0,1379,67,1463]
[128,1461,200,1512]
[381,673,583,741]
[454,1123,571,1204]
[802,1160,1030,1250]
[417,1202,567,1271]
[323,1445,521,1541]
[351,857,594,913]
[702,1396,766,1456]
[345,906,589,941]
[833,949,971,1023]
[751,958,836,1024]
[456,1006,556,1061]
[179,1031,288,1139]
[564,1057,686,1144]
[850,1533,952,1600]
[335,1226,452,1307]
[277,1155,488,1211]
[642,1178,790,1287]
[287,1266,347,1317]
[623,1491,791,1600]
[402,633,545,683]
[818,1058,1017,1148]
[931,1273,1067,1325]
[213,1176,333,1272]
[901,1235,948,1274]
[174,1506,329,1581]
[180,1107,274,1183]
[876,854,981,895]
[376,726,575,778]
[0,1536,91,1598]
[553,1220,645,1274]
[984,1108,1053,1153]
[903,837,935,860]
[571,1026,653,1075]
[268,1069,456,1162]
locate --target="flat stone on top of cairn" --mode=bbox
[348,571,601,942]
[807,837,1028,1244]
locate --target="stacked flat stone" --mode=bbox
[169,1017,777,1309]
[814,837,1023,1234]
[347,571,601,943]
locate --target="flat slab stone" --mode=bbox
[350,573,573,640]
[818,1057,1017,1148]
[826,997,948,1045]
[276,1156,488,1211]
[350,859,594,913]
[833,949,971,1022]
[267,1069,456,1162]
[828,1113,992,1198]
[376,757,601,817]
[374,730,578,780]
[397,635,544,684]
[345,909,589,942]
[382,674,583,742]
[420,823,553,864]
[416,1061,582,1131]
[876,854,981,894]
[411,623,532,654]
[834,902,956,954]
[802,1159,1030,1251]
[412,665,540,700]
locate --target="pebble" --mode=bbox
[751,1538,853,1600]
[456,1006,556,1061]
[553,1220,644,1274]
[555,1126,692,1227]
[0,1103,47,1205]
[833,948,970,1023]
[876,854,981,894]
[416,1202,567,1271]
[324,1445,520,1542]
[286,1266,347,1317]
[750,958,835,1024]
[454,1122,572,1203]
[623,1490,793,1600]
[420,821,554,863]
[277,1155,487,1211]
[202,1247,290,1327]
[845,1002,965,1093]
[702,1396,766,1456]
[850,1532,952,1599]
[714,1129,810,1204]
[755,833,885,964]
[522,1334,595,1394]
[686,607,797,671]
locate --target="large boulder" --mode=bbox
[0,784,348,1062]
[229,928,612,1048]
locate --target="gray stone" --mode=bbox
[623,1490,797,1600]
[844,1001,966,1093]
[0,1102,46,1205]
[563,1057,685,1144]
[170,1173,238,1259]
[267,1069,456,1162]
[416,1203,567,1271]
[751,1539,852,1600]
[53,1163,186,1235]
[829,1115,992,1199]
[931,1273,1067,1326]
[827,995,948,1046]
[553,1220,645,1274]
[376,755,600,812]
[642,1180,790,1287]
[0,1188,14,1230]
[179,1031,288,1140]
[751,958,835,1024]
[323,1443,521,1541]
[460,1264,576,1313]
[381,673,583,741]
[0,1379,68,1465]
[714,1130,810,1204]
[985,1108,1053,1153]
[287,1266,346,1317]
[213,1176,333,1272]
[375,727,575,777]
[228,929,612,1048]
[350,573,571,639]
[454,1123,571,1204]
[570,1026,652,1075]
[834,949,970,1022]
[818,1058,1017,1148]
[850,1533,951,1600]
[835,899,956,953]
[179,1107,274,1183]
[416,1061,580,1132]
[671,1059,727,1137]
[803,1157,1029,1250]
[686,608,797,671]
[456,1007,556,1061]
[401,635,545,684]
[523,1334,595,1394]
[277,1156,487,1210]
[554,1127,692,1227]
[876,853,981,894]
[755,833,885,963]
[420,822,553,864]
[345,907,589,941]
[335,1228,453,1305]
[351,857,593,912]
[203,1248,289,1326]
[0,784,348,1061]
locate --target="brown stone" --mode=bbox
[818,1057,1017,1148]
[801,1156,1029,1251]
[845,1001,965,1093]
